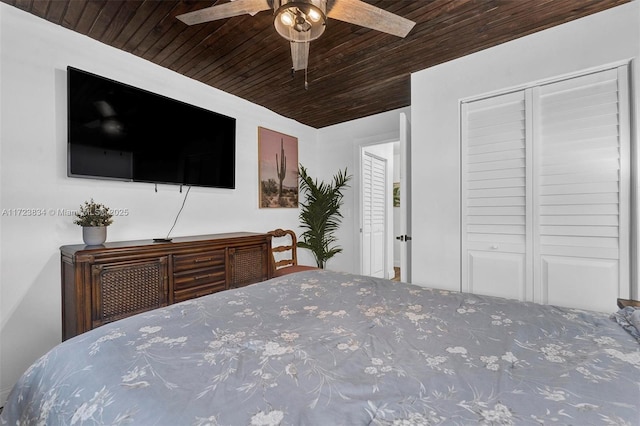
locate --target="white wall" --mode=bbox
[315,107,409,273]
[0,4,318,402]
[411,2,640,293]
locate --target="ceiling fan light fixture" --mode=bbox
[307,9,321,23]
[273,0,326,42]
[279,10,294,27]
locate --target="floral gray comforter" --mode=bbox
[2,270,639,425]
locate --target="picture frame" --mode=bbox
[258,127,299,208]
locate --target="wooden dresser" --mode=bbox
[61,232,272,340]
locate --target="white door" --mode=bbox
[362,150,387,278]
[399,113,412,282]
[461,90,530,300]
[533,66,630,311]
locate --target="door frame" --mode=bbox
[399,112,412,282]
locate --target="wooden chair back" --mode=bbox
[268,229,319,277]
[268,228,299,270]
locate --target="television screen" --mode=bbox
[67,66,236,189]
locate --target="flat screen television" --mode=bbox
[67,66,236,189]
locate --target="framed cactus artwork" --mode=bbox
[258,127,299,208]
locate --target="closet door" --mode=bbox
[534,66,630,311]
[461,91,531,300]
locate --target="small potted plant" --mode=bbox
[74,198,114,245]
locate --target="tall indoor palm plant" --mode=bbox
[298,165,352,268]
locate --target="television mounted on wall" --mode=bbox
[67,66,236,189]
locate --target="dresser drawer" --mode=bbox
[174,268,226,292]
[173,250,225,272]
[174,281,227,302]
[173,267,227,302]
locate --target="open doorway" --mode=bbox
[356,112,412,282]
[359,141,401,280]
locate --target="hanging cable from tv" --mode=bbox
[153,185,192,242]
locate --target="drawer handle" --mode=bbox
[194,274,214,280]
[490,245,499,250]
[194,257,213,263]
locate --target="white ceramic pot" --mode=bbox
[82,226,107,245]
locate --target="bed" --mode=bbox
[2,270,639,425]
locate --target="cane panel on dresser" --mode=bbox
[92,258,168,328]
[229,244,270,289]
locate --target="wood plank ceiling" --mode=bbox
[2,0,629,128]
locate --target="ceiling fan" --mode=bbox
[176,0,415,76]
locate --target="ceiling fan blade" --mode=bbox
[176,0,270,26]
[291,41,310,71]
[327,0,415,38]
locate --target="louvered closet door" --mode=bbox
[362,151,387,278]
[461,90,531,300]
[534,67,630,311]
